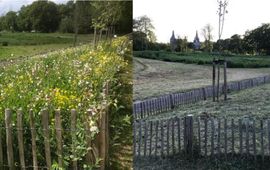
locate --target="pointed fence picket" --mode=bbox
[0,108,100,169]
[133,75,270,119]
[134,115,270,166]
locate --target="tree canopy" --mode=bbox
[0,1,132,34]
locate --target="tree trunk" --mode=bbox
[93,27,97,48]
[73,2,79,47]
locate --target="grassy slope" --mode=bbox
[134,57,270,100]
[134,51,270,68]
[146,83,270,121]
[0,32,93,60]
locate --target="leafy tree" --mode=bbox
[243,24,270,55]
[115,1,132,34]
[133,15,156,42]
[0,16,5,31]
[17,5,32,31]
[59,16,74,33]
[201,24,213,52]
[28,1,60,32]
[133,31,148,51]
[133,15,156,51]
[1,11,18,31]
[91,1,124,45]
[176,36,188,52]
[228,34,243,54]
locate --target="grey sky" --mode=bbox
[134,0,270,43]
[0,0,69,16]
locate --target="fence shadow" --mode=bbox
[134,153,270,170]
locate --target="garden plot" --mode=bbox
[134,57,270,100]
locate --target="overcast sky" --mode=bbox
[134,0,270,43]
[0,0,69,16]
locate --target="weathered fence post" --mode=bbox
[0,115,3,167]
[5,109,14,170]
[17,109,25,170]
[202,88,206,100]
[29,109,38,170]
[70,109,78,170]
[184,115,193,157]
[55,109,63,168]
[100,82,109,170]
[170,94,174,109]
[85,109,99,165]
[41,109,51,168]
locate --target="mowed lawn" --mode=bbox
[0,32,94,60]
[134,57,270,100]
[145,83,270,121]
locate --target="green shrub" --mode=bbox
[134,50,270,68]
[2,41,8,46]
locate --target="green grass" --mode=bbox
[0,44,72,60]
[0,32,92,45]
[134,51,270,68]
[145,83,270,121]
[0,32,94,60]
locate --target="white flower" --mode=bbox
[90,126,98,132]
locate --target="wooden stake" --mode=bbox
[224,60,227,100]
[212,59,216,102]
[17,109,25,170]
[55,109,63,168]
[5,109,14,169]
[29,110,38,170]
[41,109,51,169]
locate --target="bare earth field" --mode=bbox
[134,57,270,100]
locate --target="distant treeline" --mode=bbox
[0,1,132,34]
[134,24,270,55]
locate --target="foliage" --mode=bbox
[0,1,131,35]
[201,24,213,52]
[243,24,270,55]
[109,35,133,169]
[134,50,270,68]
[58,17,74,33]
[29,1,60,32]
[0,36,130,168]
[133,15,156,43]
[0,11,18,32]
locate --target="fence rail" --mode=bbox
[133,75,270,119]
[0,108,97,169]
[134,115,270,164]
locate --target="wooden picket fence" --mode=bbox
[133,115,270,164]
[133,75,270,119]
[0,108,102,169]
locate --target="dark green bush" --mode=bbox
[134,50,270,68]
[2,41,8,46]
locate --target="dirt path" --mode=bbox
[133,57,270,100]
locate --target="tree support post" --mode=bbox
[224,60,227,100]
[212,59,216,102]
